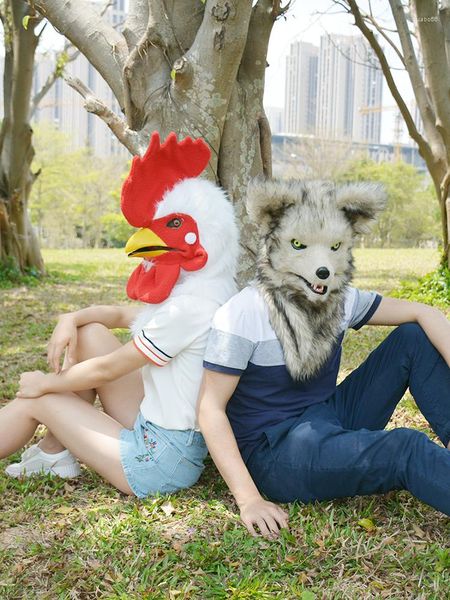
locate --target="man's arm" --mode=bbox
[18,340,149,398]
[198,369,289,539]
[48,305,141,372]
[367,297,450,366]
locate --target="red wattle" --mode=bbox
[126,263,181,304]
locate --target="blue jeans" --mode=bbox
[246,323,450,515]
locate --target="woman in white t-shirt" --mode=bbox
[2,152,239,497]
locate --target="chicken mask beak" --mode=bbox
[125,227,171,258]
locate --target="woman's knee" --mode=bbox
[77,322,109,345]
[16,393,64,420]
[76,322,118,361]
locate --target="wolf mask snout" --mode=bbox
[316,267,330,280]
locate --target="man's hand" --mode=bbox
[16,371,50,399]
[239,496,289,539]
[47,314,78,373]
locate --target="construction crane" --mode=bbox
[359,105,403,160]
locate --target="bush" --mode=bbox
[100,213,134,248]
[0,258,41,288]
[391,264,450,307]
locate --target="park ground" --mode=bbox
[0,248,449,599]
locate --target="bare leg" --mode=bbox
[0,394,133,494]
[38,323,144,454]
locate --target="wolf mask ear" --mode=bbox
[336,182,387,235]
[246,178,297,233]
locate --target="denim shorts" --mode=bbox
[119,412,208,498]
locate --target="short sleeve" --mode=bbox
[203,299,256,376]
[133,298,206,366]
[347,288,382,330]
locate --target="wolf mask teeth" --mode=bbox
[247,178,386,380]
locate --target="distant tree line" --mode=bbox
[30,124,132,249]
[339,159,441,249]
[31,123,440,251]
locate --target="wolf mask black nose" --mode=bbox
[316,267,330,280]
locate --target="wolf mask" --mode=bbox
[247,179,387,380]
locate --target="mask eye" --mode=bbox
[331,242,341,251]
[291,239,307,250]
[167,217,182,228]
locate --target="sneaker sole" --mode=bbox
[5,463,82,479]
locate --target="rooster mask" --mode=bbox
[122,132,217,304]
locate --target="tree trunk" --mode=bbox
[0,2,44,275]
[34,0,286,284]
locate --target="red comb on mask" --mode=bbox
[121,131,211,228]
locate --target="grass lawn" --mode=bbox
[0,248,449,599]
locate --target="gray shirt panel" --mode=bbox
[204,328,256,371]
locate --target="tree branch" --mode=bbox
[388,0,445,160]
[29,44,80,119]
[178,0,253,125]
[64,75,144,156]
[345,0,435,168]
[414,0,450,161]
[122,0,149,49]
[440,0,450,66]
[364,12,405,66]
[121,0,182,128]
[34,0,128,108]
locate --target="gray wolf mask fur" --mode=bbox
[246,179,387,381]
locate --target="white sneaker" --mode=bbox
[5,444,81,478]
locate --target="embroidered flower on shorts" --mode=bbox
[136,429,158,462]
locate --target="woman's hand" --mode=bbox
[239,496,289,539]
[16,371,50,399]
[47,313,78,373]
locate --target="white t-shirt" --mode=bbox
[133,294,220,430]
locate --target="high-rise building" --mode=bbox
[32,0,129,158]
[266,106,284,134]
[284,41,319,135]
[316,34,383,143]
[351,37,383,143]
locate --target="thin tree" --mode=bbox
[0,1,45,274]
[332,0,450,268]
[0,0,110,276]
[33,0,290,280]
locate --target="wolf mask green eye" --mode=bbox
[291,239,307,250]
[331,242,341,251]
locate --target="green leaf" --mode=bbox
[22,15,30,30]
[300,592,316,600]
[357,518,376,532]
[170,68,176,81]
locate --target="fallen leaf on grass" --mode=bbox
[160,502,175,517]
[171,540,185,552]
[54,506,75,515]
[285,555,297,563]
[411,524,426,538]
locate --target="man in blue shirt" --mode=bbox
[198,179,450,538]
